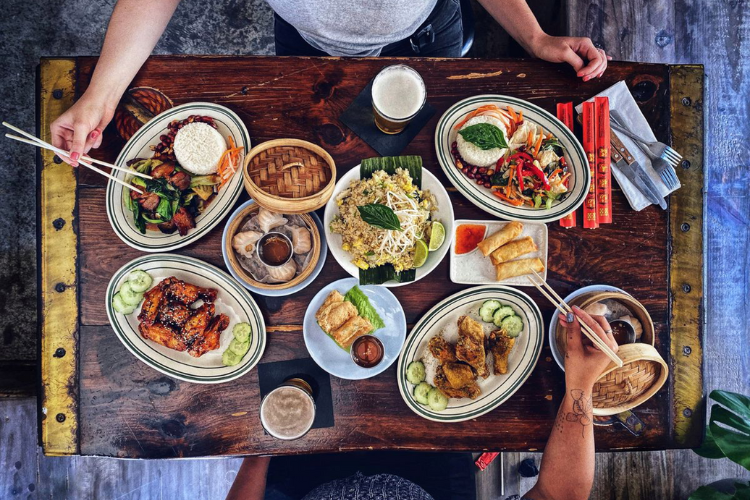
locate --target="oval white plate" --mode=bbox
[397,285,543,422]
[106,102,250,252]
[435,95,589,223]
[105,254,266,384]
[323,165,454,287]
[303,277,407,380]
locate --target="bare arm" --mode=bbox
[525,307,619,500]
[476,0,610,81]
[225,457,271,500]
[51,0,181,164]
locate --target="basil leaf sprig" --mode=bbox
[458,123,508,150]
[357,204,402,231]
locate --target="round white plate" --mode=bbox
[434,95,589,223]
[105,254,266,384]
[303,278,406,380]
[397,285,543,422]
[323,165,454,287]
[221,199,328,297]
[106,102,250,252]
[548,284,630,371]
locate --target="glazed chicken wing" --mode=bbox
[138,285,165,326]
[455,315,489,378]
[488,330,516,375]
[158,301,192,328]
[182,303,215,340]
[188,314,229,357]
[428,336,458,363]
[138,322,187,351]
[160,277,217,305]
[434,365,481,400]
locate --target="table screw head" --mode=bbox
[52,218,65,230]
[681,159,690,169]
[56,413,66,423]
[54,283,66,293]
[681,223,690,232]
[52,89,63,100]
[53,155,63,164]
[682,97,691,107]
[241,86,248,95]
[682,283,691,293]
[683,408,693,418]
[683,346,692,356]
[53,347,66,358]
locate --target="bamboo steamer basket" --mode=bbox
[554,291,667,416]
[243,139,336,214]
[224,203,321,291]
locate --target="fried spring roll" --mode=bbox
[490,236,538,265]
[477,221,523,256]
[495,257,545,281]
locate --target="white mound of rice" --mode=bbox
[173,122,226,175]
[456,115,508,167]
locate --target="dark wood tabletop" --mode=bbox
[37,56,705,458]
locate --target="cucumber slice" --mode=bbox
[233,322,252,343]
[427,387,449,411]
[222,349,242,366]
[414,382,432,405]
[479,300,502,322]
[120,282,143,306]
[229,339,249,356]
[492,305,515,327]
[127,270,153,293]
[112,293,136,315]
[406,360,426,385]
[501,315,524,337]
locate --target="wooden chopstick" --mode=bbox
[527,271,623,367]
[3,124,144,194]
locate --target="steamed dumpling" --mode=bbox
[266,260,296,283]
[232,231,262,258]
[584,302,609,317]
[257,208,287,234]
[620,315,643,340]
[289,225,312,254]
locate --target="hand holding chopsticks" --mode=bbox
[2,122,150,194]
[527,269,623,367]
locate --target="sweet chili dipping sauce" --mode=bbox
[454,224,487,254]
[258,232,292,266]
[351,335,384,368]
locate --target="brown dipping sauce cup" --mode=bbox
[350,335,384,368]
[259,378,316,440]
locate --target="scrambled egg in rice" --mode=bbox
[330,169,436,271]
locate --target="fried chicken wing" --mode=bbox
[188,314,229,357]
[182,303,215,340]
[442,362,476,389]
[434,365,481,399]
[488,329,516,375]
[455,315,489,378]
[428,336,457,363]
[138,285,165,326]
[160,277,217,305]
[138,322,187,351]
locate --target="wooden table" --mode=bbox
[37,56,704,458]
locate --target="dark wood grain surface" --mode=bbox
[75,56,675,457]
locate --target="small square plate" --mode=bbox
[449,219,548,286]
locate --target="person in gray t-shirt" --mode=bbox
[50,0,609,165]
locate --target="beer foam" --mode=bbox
[372,66,426,120]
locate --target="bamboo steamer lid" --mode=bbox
[243,139,336,214]
[224,203,321,291]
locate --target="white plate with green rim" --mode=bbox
[105,254,266,384]
[106,102,250,252]
[397,285,543,422]
[434,95,589,223]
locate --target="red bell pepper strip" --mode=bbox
[526,163,550,190]
[509,152,533,164]
[516,162,524,188]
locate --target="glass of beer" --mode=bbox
[371,64,427,134]
[259,377,316,440]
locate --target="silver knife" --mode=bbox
[611,133,667,210]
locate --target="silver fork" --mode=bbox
[609,111,680,190]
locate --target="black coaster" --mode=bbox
[257,357,334,429]
[339,78,436,157]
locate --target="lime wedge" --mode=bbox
[428,221,445,252]
[413,239,429,268]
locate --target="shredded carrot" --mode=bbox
[526,129,534,148]
[217,146,244,187]
[453,104,500,130]
[492,191,524,206]
[507,106,517,122]
[533,133,544,156]
[518,111,523,123]
[549,168,562,179]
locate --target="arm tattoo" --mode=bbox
[554,389,592,437]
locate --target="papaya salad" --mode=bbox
[449,104,571,209]
[125,115,243,236]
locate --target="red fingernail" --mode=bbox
[70,152,80,161]
[90,130,99,139]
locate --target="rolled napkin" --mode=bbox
[576,81,681,211]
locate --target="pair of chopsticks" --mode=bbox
[527,269,623,367]
[2,122,151,194]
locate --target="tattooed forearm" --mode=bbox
[555,389,593,437]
